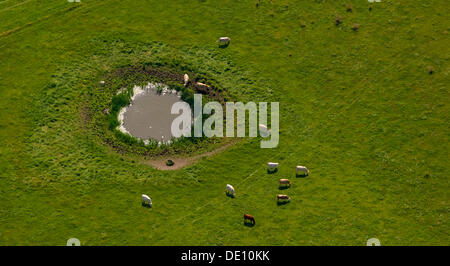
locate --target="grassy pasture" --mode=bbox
[0,0,448,245]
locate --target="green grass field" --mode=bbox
[0,0,448,245]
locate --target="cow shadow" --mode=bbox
[267,169,278,174]
[141,202,152,208]
[243,221,255,227]
[225,192,235,198]
[218,43,230,49]
[296,173,308,178]
[278,186,290,190]
[277,201,290,206]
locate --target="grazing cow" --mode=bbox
[195,82,210,88]
[244,214,255,225]
[259,124,271,137]
[277,194,291,203]
[194,82,212,94]
[142,194,152,207]
[226,184,235,197]
[184,74,189,87]
[296,166,309,176]
[218,37,231,46]
[99,80,105,85]
[279,179,291,188]
[267,162,278,173]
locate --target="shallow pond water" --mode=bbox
[118,83,185,143]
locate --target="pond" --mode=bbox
[117,83,185,144]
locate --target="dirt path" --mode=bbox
[144,140,238,170]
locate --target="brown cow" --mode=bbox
[194,82,212,94]
[244,214,255,225]
[277,194,290,203]
[279,179,291,188]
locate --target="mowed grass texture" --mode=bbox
[0,0,448,245]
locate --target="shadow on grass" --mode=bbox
[277,201,290,206]
[141,202,152,208]
[267,169,278,174]
[243,221,255,227]
[225,192,235,198]
[278,186,291,190]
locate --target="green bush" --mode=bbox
[111,93,130,114]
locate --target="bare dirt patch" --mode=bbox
[144,140,238,170]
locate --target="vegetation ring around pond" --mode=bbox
[85,54,236,163]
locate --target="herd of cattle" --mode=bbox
[139,36,312,226]
[141,163,309,226]
[143,36,303,224]
[240,163,309,225]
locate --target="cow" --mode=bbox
[267,162,278,173]
[226,184,235,198]
[259,124,271,137]
[244,214,255,225]
[296,166,309,177]
[277,194,290,204]
[279,179,291,188]
[194,82,212,94]
[184,74,189,87]
[195,82,210,88]
[218,37,231,47]
[142,194,152,207]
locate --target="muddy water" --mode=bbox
[121,87,184,143]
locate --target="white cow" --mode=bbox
[142,194,152,207]
[267,162,279,173]
[259,124,271,137]
[184,74,189,87]
[296,166,309,176]
[226,184,235,197]
[218,37,231,46]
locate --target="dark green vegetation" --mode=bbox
[0,0,448,245]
